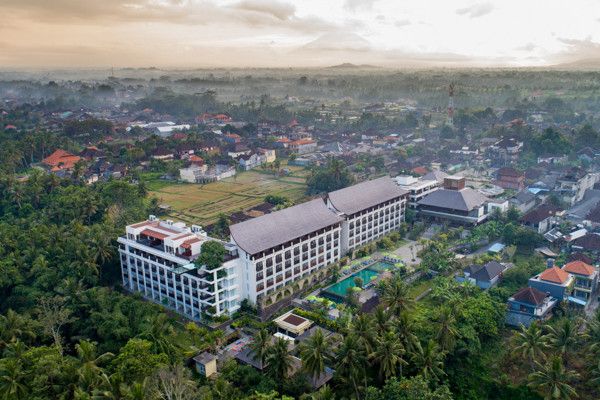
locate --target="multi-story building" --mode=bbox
[562,260,598,305]
[556,167,599,206]
[528,266,574,301]
[230,199,344,305]
[117,217,242,321]
[326,177,408,253]
[395,175,440,209]
[119,176,409,320]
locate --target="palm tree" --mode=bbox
[265,337,293,382]
[513,323,549,369]
[590,359,600,387]
[373,307,391,335]
[372,330,407,382]
[137,314,179,359]
[545,319,577,360]
[0,359,28,400]
[249,329,270,369]
[299,329,331,380]
[350,313,375,354]
[393,312,419,354]
[380,276,414,316]
[0,309,36,348]
[584,310,600,354]
[528,356,579,400]
[411,340,446,382]
[335,335,368,400]
[435,306,458,353]
[75,340,114,394]
[304,385,335,400]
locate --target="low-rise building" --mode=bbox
[557,167,599,206]
[496,167,524,190]
[417,176,489,225]
[289,138,317,154]
[506,287,558,328]
[193,352,218,377]
[456,261,512,289]
[42,149,81,172]
[520,204,562,234]
[509,191,537,214]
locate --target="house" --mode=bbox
[556,167,599,206]
[487,137,523,165]
[520,204,562,234]
[509,191,537,214]
[506,287,558,328]
[562,260,598,305]
[153,124,191,137]
[258,148,276,163]
[239,153,263,171]
[193,352,217,378]
[456,261,512,289]
[180,165,209,183]
[571,233,600,254]
[224,133,242,144]
[417,176,489,225]
[42,149,81,172]
[496,167,525,190]
[528,266,574,301]
[289,138,317,154]
[151,148,175,161]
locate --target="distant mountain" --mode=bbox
[551,58,600,70]
[327,63,379,69]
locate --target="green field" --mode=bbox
[148,167,309,226]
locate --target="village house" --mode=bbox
[42,149,82,172]
[496,167,525,190]
[528,266,574,301]
[520,204,562,234]
[456,261,512,289]
[562,260,598,305]
[506,287,558,328]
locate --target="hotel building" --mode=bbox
[119,176,408,320]
[117,217,243,321]
[326,177,409,253]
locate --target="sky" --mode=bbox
[1,0,600,68]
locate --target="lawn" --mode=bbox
[148,167,310,226]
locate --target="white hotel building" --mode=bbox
[117,218,243,321]
[118,177,408,320]
[326,177,409,253]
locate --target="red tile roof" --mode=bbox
[140,228,169,240]
[539,266,571,284]
[562,260,596,276]
[42,149,81,170]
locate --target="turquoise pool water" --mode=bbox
[368,261,396,272]
[324,268,379,298]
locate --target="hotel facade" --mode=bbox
[118,177,408,320]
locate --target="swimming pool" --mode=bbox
[323,268,379,298]
[368,261,397,272]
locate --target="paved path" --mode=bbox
[392,240,423,266]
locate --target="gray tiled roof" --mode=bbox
[421,170,449,184]
[417,188,487,212]
[327,176,408,215]
[470,261,508,282]
[230,198,342,255]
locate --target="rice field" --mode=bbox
[149,168,309,226]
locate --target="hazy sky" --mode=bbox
[2,0,600,68]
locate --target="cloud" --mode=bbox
[229,0,295,21]
[344,0,377,12]
[456,2,494,18]
[550,37,600,64]
[516,43,537,52]
[395,19,411,27]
